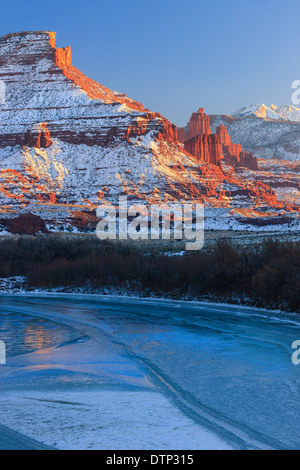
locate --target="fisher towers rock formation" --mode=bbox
[215,123,259,171]
[181,109,223,167]
[178,109,259,170]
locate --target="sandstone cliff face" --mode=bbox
[215,123,232,147]
[184,134,222,167]
[188,108,211,137]
[216,124,259,171]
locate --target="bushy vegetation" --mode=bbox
[0,235,299,311]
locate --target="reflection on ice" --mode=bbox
[0,309,79,357]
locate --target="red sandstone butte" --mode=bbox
[180,109,223,167]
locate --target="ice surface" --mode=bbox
[0,295,232,450]
[0,390,230,450]
[0,294,299,450]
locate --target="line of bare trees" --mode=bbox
[0,235,299,311]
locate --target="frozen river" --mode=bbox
[0,294,299,450]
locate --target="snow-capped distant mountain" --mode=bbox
[231,104,300,123]
[275,104,300,122]
[231,104,282,121]
[210,104,300,162]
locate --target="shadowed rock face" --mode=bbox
[6,213,49,235]
[25,123,52,149]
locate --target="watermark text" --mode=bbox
[292,340,300,365]
[291,80,300,105]
[0,80,6,105]
[0,340,6,365]
[96,197,204,251]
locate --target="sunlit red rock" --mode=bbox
[184,134,222,167]
[54,46,72,68]
[189,108,211,137]
[215,123,232,147]
[181,109,222,167]
[216,124,259,171]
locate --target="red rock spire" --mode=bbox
[189,108,211,137]
[216,124,259,170]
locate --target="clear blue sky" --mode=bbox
[1,0,299,126]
